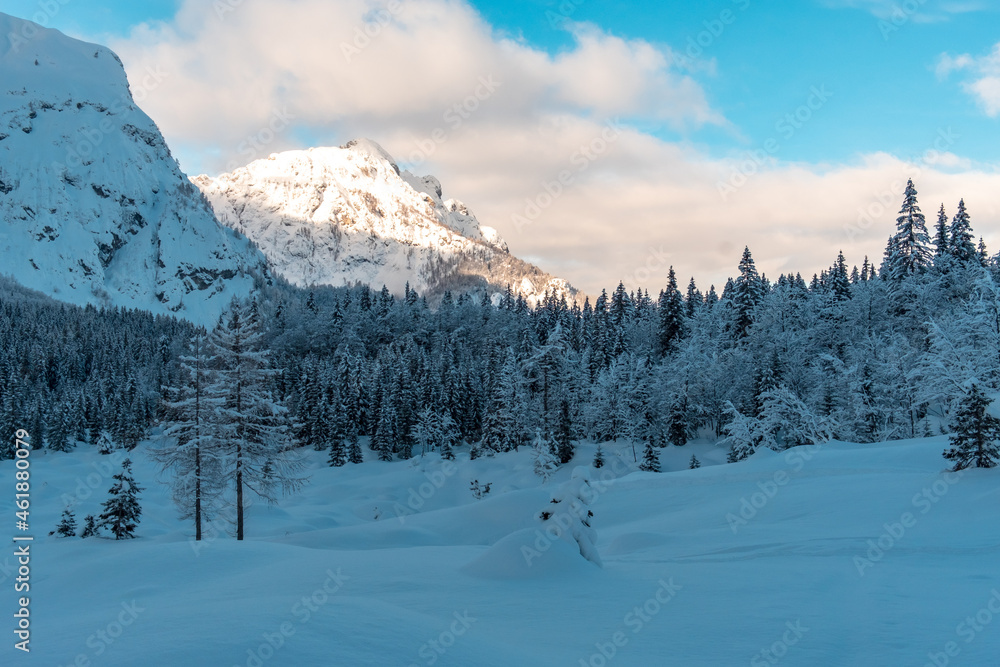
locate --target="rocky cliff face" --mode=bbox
[0,12,266,324]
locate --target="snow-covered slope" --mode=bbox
[0,13,266,324]
[194,140,578,304]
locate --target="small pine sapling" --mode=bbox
[470,480,492,499]
[592,444,605,469]
[97,458,143,540]
[80,514,98,539]
[50,509,77,537]
[639,440,661,472]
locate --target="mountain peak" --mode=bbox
[341,138,400,175]
[196,143,575,303]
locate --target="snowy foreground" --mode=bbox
[4,437,999,666]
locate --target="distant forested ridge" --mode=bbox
[3,180,998,469]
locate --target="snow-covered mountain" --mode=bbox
[194,141,579,304]
[0,13,265,324]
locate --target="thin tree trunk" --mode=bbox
[194,336,203,541]
[195,445,202,541]
[236,443,243,540]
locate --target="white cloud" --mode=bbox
[104,0,1000,295]
[937,43,1000,117]
[108,0,719,166]
[819,0,988,22]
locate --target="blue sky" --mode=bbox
[478,0,1000,163]
[4,0,1000,292]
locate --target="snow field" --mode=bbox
[1,434,998,666]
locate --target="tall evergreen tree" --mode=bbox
[47,401,73,452]
[829,251,852,301]
[732,246,764,339]
[883,179,932,279]
[609,281,632,330]
[481,351,525,454]
[209,300,305,540]
[555,399,575,464]
[154,332,221,541]
[347,432,364,464]
[933,203,950,260]
[943,384,1000,470]
[666,397,689,447]
[657,267,686,356]
[684,277,702,318]
[328,423,348,467]
[949,199,977,264]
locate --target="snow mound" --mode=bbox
[460,527,599,580]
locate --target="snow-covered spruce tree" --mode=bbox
[347,431,364,464]
[829,251,852,301]
[438,412,460,459]
[97,431,115,455]
[328,434,347,467]
[412,407,457,458]
[523,323,569,434]
[481,350,527,455]
[731,246,765,340]
[883,179,933,280]
[154,331,222,541]
[412,407,438,458]
[592,444,605,469]
[689,455,701,469]
[373,396,398,461]
[723,402,762,462]
[666,396,689,447]
[912,306,1000,420]
[0,381,23,461]
[657,266,686,356]
[538,467,602,566]
[950,199,977,265]
[209,299,306,541]
[531,428,559,482]
[47,401,74,452]
[555,399,575,463]
[97,458,142,540]
[933,203,950,261]
[639,440,661,472]
[323,394,349,467]
[943,384,1000,471]
[292,358,323,451]
[685,276,702,318]
[80,514,98,539]
[51,509,76,537]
